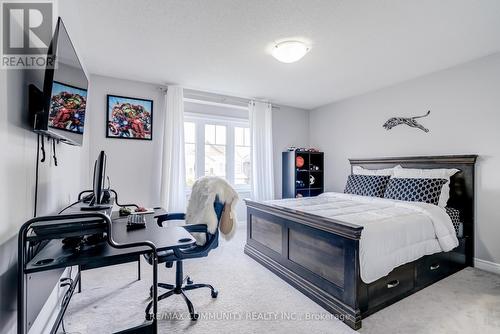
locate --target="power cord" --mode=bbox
[52,138,58,166]
[34,135,40,217]
[34,134,45,217]
[59,267,74,334]
[110,189,139,208]
[40,135,46,162]
[58,198,85,214]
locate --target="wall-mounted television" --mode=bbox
[31,17,88,146]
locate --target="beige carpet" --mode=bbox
[63,223,500,334]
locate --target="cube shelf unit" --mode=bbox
[282,151,324,198]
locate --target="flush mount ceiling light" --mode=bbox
[271,40,310,63]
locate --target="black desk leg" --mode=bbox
[78,265,82,293]
[137,258,141,281]
[153,254,158,333]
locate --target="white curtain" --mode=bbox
[160,86,186,212]
[249,101,275,200]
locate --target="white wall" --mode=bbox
[309,53,500,266]
[273,105,310,198]
[87,76,310,208]
[0,69,309,333]
[0,4,90,332]
[0,59,90,334]
[86,75,165,207]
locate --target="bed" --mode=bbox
[244,155,477,329]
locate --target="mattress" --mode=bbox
[268,192,459,283]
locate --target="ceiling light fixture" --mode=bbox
[271,40,310,63]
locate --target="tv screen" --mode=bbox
[48,81,87,134]
[37,17,88,146]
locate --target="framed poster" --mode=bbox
[106,94,153,140]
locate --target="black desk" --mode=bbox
[111,211,194,253]
[26,209,193,273]
[19,208,195,334]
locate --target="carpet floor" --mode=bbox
[64,223,500,334]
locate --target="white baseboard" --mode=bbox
[474,258,500,275]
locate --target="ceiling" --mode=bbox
[58,0,500,110]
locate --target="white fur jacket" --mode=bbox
[185,176,239,245]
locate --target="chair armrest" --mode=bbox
[183,224,208,233]
[157,213,186,227]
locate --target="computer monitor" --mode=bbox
[81,150,111,211]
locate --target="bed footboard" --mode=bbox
[244,200,364,329]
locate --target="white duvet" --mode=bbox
[268,192,459,283]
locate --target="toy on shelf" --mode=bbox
[310,164,320,171]
[296,180,306,188]
[296,156,305,168]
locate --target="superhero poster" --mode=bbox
[48,81,87,134]
[106,95,153,140]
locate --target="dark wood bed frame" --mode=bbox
[244,155,477,330]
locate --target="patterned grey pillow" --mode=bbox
[445,207,463,237]
[384,178,448,205]
[344,175,391,197]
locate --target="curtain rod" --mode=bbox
[158,86,280,110]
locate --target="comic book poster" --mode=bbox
[107,95,153,140]
[48,81,87,134]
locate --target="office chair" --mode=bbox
[144,199,224,320]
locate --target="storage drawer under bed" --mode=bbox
[416,252,452,288]
[364,241,467,312]
[367,262,415,310]
[416,238,468,288]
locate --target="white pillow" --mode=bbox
[392,167,460,207]
[353,165,401,176]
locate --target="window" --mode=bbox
[204,124,226,177]
[184,113,251,190]
[234,127,251,185]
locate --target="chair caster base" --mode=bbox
[147,277,218,322]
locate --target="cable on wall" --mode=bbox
[52,138,58,166]
[34,134,42,217]
[58,198,85,214]
[40,134,46,163]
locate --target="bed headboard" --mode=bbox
[349,155,477,265]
